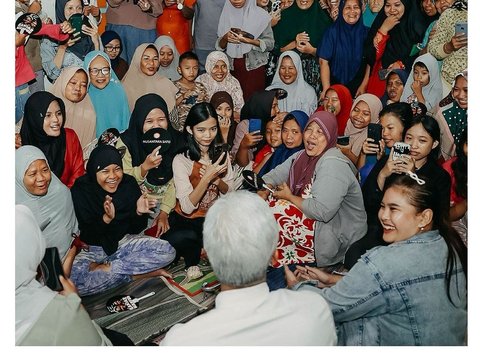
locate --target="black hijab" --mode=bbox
[71,145,146,255]
[120,93,185,186]
[55,0,94,60]
[20,91,66,178]
[365,0,429,70]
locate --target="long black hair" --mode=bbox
[183,102,223,162]
[404,114,441,159]
[451,129,467,199]
[384,175,467,304]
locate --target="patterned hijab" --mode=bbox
[443,70,468,145]
[288,111,338,195]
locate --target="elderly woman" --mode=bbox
[83,51,130,137]
[266,51,317,115]
[259,111,367,290]
[197,50,245,121]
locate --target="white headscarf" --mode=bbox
[154,35,181,81]
[15,204,57,344]
[400,53,443,111]
[15,145,78,259]
[266,51,318,115]
[217,0,271,58]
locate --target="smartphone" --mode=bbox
[40,247,65,292]
[392,142,411,161]
[455,22,468,36]
[367,123,382,146]
[336,136,350,146]
[212,143,230,166]
[68,13,84,36]
[378,68,390,81]
[249,118,262,133]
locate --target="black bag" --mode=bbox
[39,247,64,292]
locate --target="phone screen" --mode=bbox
[249,118,262,133]
[367,123,382,146]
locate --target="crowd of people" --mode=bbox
[15,0,467,346]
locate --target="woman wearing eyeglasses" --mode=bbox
[83,51,131,138]
[100,31,129,80]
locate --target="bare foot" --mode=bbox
[88,262,111,272]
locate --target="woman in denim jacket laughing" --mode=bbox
[286,174,467,345]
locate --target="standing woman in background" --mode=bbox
[100,30,129,80]
[217,0,274,100]
[41,0,100,83]
[270,0,332,94]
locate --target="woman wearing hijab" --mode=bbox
[342,93,383,164]
[217,0,274,100]
[154,35,181,81]
[317,0,370,98]
[19,91,85,188]
[433,69,467,161]
[122,43,179,125]
[270,0,332,94]
[15,205,111,346]
[41,0,100,82]
[318,83,353,136]
[70,145,176,296]
[196,50,245,121]
[117,93,185,235]
[259,111,367,290]
[364,0,430,98]
[101,30,129,80]
[83,51,130,137]
[266,51,317,115]
[15,145,78,262]
[210,91,237,148]
[50,66,96,151]
[258,110,309,176]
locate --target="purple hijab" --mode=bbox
[288,111,338,196]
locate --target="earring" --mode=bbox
[419,226,425,231]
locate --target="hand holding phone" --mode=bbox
[248,118,262,133]
[367,123,382,146]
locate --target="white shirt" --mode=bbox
[161,282,337,346]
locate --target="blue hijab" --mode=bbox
[258,110,309,177]
[83,51,130,137]
[317,0,369,85]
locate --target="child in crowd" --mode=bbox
[252,117,283,174]
[174,51,208,131]
[400,53,443,111]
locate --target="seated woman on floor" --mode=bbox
[70,145,176,296]
[162,102,235,281]
[286,174,467,346]
[18,91,85,188]
[116,93,185,236]
[15,205,112,346]
[258,110,367,290]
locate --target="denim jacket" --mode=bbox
[215,25,274,71]
[296,231,467,345]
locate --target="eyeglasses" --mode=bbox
[105,45,121,52]
[89,67,111,76]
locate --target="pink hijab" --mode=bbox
[288,111,338,195]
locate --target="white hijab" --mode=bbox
[400,53,443,111]
[217,0,271,58]
[15,205,57,344]
[266,51,318,115]
[154,35,181,81]
[15,146,78,259]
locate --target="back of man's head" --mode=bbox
[203,191,278,287]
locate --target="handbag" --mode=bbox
[39,247,64,292]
